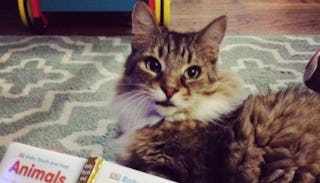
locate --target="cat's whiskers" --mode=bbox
[118,90,148,99]
[110,91,149,123]
[116,92,149,114]
[132,96,151,126]
[117,83,149,88]
[114,89,162,134]
[118,96,146,122]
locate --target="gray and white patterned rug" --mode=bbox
[0,35,319,161]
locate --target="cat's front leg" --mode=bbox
[118,125,190,183]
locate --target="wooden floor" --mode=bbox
[1,0,320,35]
[171,0,320,34]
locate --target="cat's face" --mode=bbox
[116,2,244,126]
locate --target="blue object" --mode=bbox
[40,0,138,12]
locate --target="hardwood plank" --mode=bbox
[170,0,320,34]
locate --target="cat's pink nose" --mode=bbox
[161,86,179,99]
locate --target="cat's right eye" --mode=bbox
[184,65,201,79]
[144,56,162,74]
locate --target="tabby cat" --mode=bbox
[111,2,320,183]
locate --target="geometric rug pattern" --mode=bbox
[0,35,319,161]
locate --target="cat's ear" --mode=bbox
[131,2,160,50]
[195,16,227,60]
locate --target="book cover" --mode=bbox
[0,142,87,183]
[0,143,177,183]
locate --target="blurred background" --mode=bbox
[1,0,320,35]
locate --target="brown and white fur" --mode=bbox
[110,2,320,183]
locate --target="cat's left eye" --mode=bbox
[184,66,201,79]
[144,56,162,74]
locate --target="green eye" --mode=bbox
[184,66,201,79]
[144,56,161,74]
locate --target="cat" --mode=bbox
[111,2,320,183]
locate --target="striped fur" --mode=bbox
[112,2,320,183]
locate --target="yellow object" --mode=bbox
[26,0,34,24]
[77,157,103,183]
[155,0,161,25]
[18,0,29,26]
[163,0,171,27]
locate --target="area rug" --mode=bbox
[0,35,319,161]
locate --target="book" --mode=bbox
[77,157,176,183]
[0,142,87,183]
[0,142,176,183]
